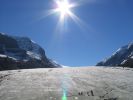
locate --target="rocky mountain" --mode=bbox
[0,33,61,71]
[96,42,133,68]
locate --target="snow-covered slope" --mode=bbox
[0,67,133,100]
[13,36,46,60]
[0,33,61,70]
[96,42,133,67]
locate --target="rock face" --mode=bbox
[0,33,61,71]
[96,43,133,68]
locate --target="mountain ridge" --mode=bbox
[0,33,61,70]
[96,42,133,68]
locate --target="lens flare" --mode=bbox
[62,92,67,100]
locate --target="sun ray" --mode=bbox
[37,0,91,33]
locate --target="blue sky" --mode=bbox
[0,0,133,66]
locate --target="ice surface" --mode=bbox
[0,67,133,100]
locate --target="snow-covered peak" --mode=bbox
[12,36,46,60]
[97,42,133,67]
[0,32,6,35]
[0,33,61,70]
[112,45,128,56]
[128,42,133,49]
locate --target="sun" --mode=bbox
[54,0,74,21]
[56,0,72,20]
[42,0,83,30]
